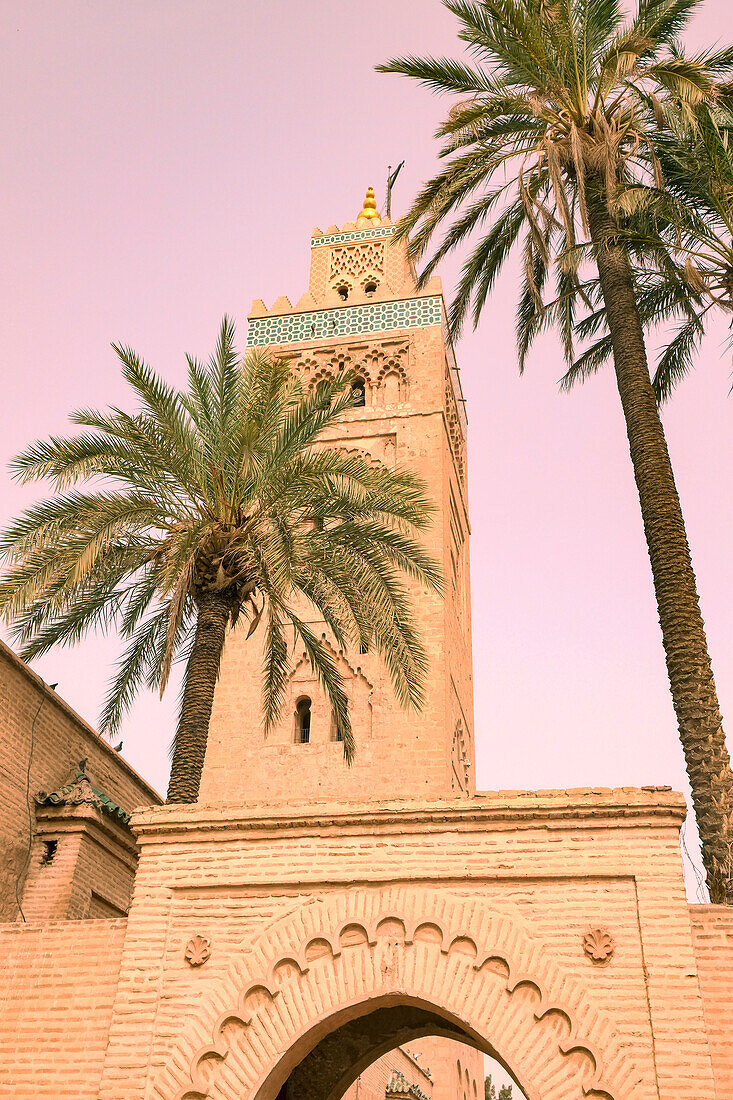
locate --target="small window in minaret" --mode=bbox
[295,697,311,744]
[364,281,377,297]
[351,379,366,407]
[337,285,349,301]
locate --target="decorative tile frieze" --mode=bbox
[311,226,396,247]
[247,296,443,348]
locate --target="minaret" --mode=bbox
[199,188,474,804]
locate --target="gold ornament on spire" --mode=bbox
[357,186,380,221]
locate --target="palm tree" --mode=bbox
[0,318,441,804]
[634,106,733,399]
[564,105,733,400]
[379,0,733,901]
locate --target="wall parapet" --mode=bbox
[131,787,687,843]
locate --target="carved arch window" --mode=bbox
[376,360,408,406]
[293,356,320,383]
[294,697,312,744]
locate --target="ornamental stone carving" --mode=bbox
[582,927,615,964]
[184,935,211,967]
[329,241,385,282]
[166,888,627,1100]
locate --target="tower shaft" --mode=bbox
[200,197,474,805]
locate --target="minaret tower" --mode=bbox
[199,188,474,804]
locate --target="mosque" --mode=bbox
[0,188,730,1100]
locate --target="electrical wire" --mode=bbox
[680,817,709,904]
[14,682,50,922]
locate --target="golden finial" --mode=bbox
[357,185,380,221]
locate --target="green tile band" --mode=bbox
[246,296,443,347]
[310,226,397,247]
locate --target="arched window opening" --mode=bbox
[364,281,378,297]
[351,379,366,407]
[295,697,312,744]
[382,370,400,405]
[337,285,349,301]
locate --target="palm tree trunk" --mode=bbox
[588,196,733,903]
[166,590,232,804]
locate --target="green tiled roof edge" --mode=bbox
[386,1070,430,1100]
[36,770,131,826]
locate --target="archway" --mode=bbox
[266,996,507,1100]
[162,887,645,1100]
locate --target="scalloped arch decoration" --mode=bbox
[156,886,641,1100]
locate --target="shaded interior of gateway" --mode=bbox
[263,995,524,1100]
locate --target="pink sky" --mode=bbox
[2,0,731,900]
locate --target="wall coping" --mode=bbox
[0,916,128,932]
[35,802,140,867]
[131,786,686,841]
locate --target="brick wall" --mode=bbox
[690,904,733,1099]
[0,919,126,1099]
[342,1046,432,1100]
[0,641,161,920]
[411,1038,483,1100]
[19,808,137,921]
[95,790,719,1100]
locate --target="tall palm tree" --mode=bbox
[0,318,441,804]
[564,105,733,400]
[379,0,733,901]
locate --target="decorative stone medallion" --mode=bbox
[184,935,211,968]
[582,927,615,964]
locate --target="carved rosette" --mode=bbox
[582,927,615,964]
[185,935,212,968]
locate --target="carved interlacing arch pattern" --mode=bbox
[288,342,410,405]
[451,720,470,793]
[445,366,466,482]
[160,887,639,1100]
[329,242,385,282]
